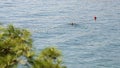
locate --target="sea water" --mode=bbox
[0,0,120,68]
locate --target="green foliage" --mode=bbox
[0,25,33,68]
[30,47,66,68]
[0,25,66,68]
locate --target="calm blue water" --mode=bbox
[0,0,120,68]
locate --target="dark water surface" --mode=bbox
[0,0,120,68]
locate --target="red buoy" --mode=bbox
[94,16,97,21]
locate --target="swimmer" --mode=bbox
[94,16,97,21]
